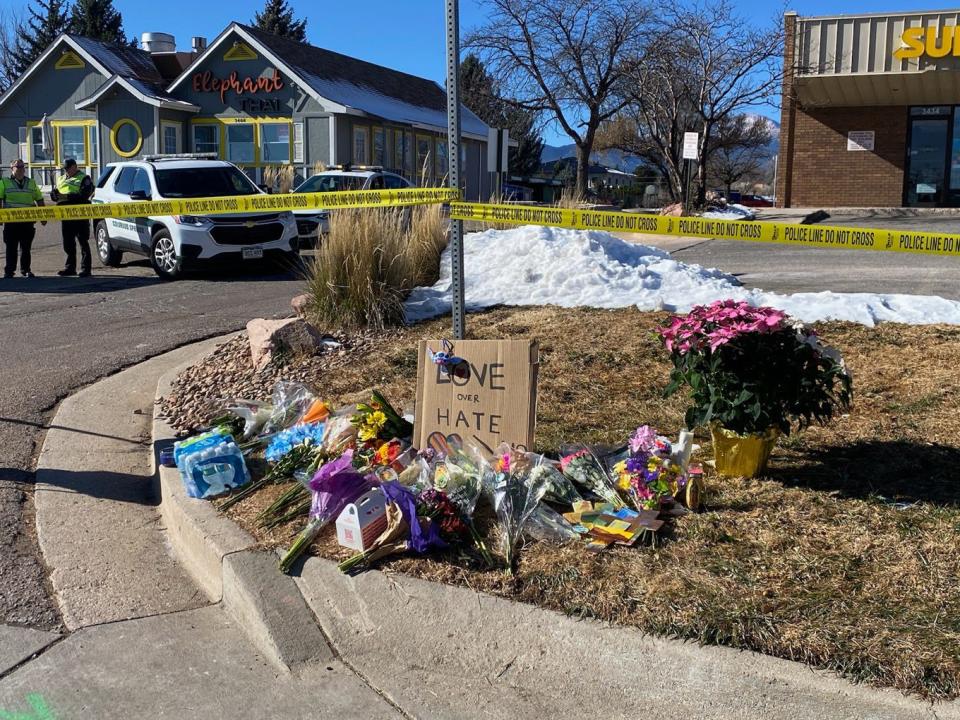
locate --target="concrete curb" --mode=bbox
[153,344,331,672]
[153,336,960,719]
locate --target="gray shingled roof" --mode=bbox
[238,24,489,136]
[70,35,163,84]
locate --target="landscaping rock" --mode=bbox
[246,318,324,371]
[660,202,683,217]
[291,293,311,318]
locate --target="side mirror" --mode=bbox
[129,189,150,201]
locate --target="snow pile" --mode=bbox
[702,203,756,221]
[405,225,960,327]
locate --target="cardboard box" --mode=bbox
[336,488,388,552]
[414,339,539,453]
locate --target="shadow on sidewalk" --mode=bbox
[0,416,143,445]
[28,466,160,506]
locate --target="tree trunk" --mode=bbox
[696,124,711,207]
[575,143,591,199]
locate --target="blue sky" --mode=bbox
[4,0,957,144]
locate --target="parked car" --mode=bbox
[737,194,774,208]
[93,156,299,279]
[292,166,413,246]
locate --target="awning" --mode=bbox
[795,68,960,107]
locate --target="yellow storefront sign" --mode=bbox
[894,25,960,60]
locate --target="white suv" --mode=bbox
[93,157,299,279]
[292,167,412,246]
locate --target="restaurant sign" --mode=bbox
[894,26,960,60]
[192,68,285,112]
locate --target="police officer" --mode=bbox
[1,158,45,278]
[50,158,94,277]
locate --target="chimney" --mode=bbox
[141,32,176,54]
[191,36,208,53]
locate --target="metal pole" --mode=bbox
[445,0,466,340]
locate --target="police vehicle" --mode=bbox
[92,154,299,279]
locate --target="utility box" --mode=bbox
[336,487,388,552]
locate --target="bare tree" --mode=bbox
[0,7,26,92]
[595,40,698,202]
[598,0,782,206]
[666,0,783,205]
[466,0,650,197]
[708,114,774,197]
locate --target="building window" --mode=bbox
[60,125,86,164]
[293,121,304,163]
[404,131,414,178]
[110,119,142,158]
[193,124,219,155]
[30,126,52,164]
[161,122,181,155]
[436,137,448,179]
[18,127,27,162]
[373,127,386,166]
[89,126,99,165]
[260,122,290,163]
[353,126,369,165]
[393,129,404,174]
[227,123,255,164]
[416,135,433,181]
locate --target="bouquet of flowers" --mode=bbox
[278,450,372,573]
[351,390,413,443]
[560,447,626,508]
[611,426,686,511]
[265,422,327,463]
[485,447,552,573]
[337,481,446,574]
[527,453,582,506]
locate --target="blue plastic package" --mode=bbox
[174,429,250,499]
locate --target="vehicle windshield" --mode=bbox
[154,166,260,198]
[296,175,366,193]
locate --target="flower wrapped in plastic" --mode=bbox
[560,446,626,508]
[350,390,413,444]
[612,426,688,511]
[278,450,373,573]
[484,446,553,573]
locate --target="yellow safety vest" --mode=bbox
[0,176,42,208]
[56,171,87,197]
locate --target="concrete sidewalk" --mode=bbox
[0,339,402,720]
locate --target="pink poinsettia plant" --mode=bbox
[659,300,852,436]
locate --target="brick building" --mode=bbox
[777,9,960,208]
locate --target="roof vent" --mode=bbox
[191,36,207,52]
[141,32,176,54]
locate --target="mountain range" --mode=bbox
[539,115,781,171]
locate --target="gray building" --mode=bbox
[0,22,491,199]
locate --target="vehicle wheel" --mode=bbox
[95,221,122,267]
[150,229,182,280]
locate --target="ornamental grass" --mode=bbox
[302,203,447,330]
[166,306,960,699]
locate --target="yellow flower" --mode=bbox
[358,425,377,442]
[369,411,387,431]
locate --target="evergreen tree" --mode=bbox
[253,0,308,42]
[9,0,70,76]
[69,0,134,46]
[459,53,543,176]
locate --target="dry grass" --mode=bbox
[302,204,447,330]
[262,165,295,194]
[181,307,960,699]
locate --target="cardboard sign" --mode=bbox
[414,339,538,453]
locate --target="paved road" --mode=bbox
[0,225,302,630]
[626,212,960,299]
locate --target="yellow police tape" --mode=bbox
[449,202,960,258]
[0,187,460,224]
